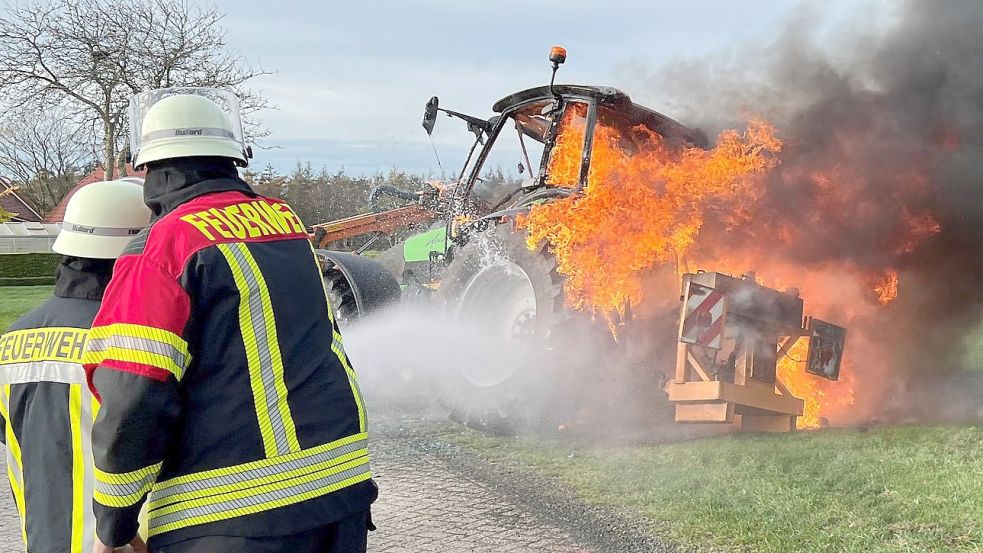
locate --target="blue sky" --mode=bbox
[215,0,872,175]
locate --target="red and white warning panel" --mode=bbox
[679,282,727,349]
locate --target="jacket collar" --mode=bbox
[53,257,115,301]
[143,157,256,221]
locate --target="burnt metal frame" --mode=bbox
[459,93,599,203]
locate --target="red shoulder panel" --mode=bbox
[144,191,310,273]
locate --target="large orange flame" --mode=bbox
[523,107,781,316]
[519,107,939,429]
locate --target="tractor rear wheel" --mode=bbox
[436,224,610,434]
[316,250,402,325]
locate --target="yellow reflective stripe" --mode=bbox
[6,466,26,545]
[151,454,367,517]
[217,242,300,457]
[94,462,162,508]
[309,242,367,433]
[333,331,366,433]
[69,385,84,553]
[219,243,278,456]
[0,387,21,478]
[84,323,189,380]
[89,323,188,355]
[94,487,154,508]
[0,385,27,544]
[91,394,100,422]
[149,447,368,511]
[82,346,185,380]
[152,432,366,492]
[238,244,299,454]
[146,433,370,537]
[310,247,336,325]
[0,386,22,470]
[8,472,26,545]
[148,458,371,537]
[95,461,163,485]
[148,433,367,507]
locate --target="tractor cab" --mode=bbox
[423,84,708,219]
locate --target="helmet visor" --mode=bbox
[128,87,246,162]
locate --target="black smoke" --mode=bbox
[631,1,983,421]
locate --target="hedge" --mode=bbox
[0,253,62,286]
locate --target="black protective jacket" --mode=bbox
[0,257,114,552]
[83,158,376,548]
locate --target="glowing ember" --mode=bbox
[873,270,900,305]
[899,212,941,255]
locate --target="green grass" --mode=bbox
[452,425,983,552]
[0,286,51,330]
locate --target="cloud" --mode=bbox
[214,0,852,173]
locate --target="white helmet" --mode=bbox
[129,88,250,169]
[53,179,152,259]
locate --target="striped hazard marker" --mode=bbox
[679,283,726,349]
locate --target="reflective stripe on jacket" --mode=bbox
[0,295,102,553]
[84,188,375,549]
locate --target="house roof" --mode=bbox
[43,165,146,223]
[0,178,44,223]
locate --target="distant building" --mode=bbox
[0,178,44,223]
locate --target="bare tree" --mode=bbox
[0,107,97,212]
[0,0,271,180]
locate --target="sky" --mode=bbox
[214,0,861,175]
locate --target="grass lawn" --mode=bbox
[0,286,51,330]
[452,425,983,552]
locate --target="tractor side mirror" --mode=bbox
[423,96,439,135]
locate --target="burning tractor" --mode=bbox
[311,47,846,433]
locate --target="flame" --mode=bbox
[873,270,900,305]
[899,211,941,255]
[519,108,939,428]
[544,105,587,187]
[778,338,856,429]
[523,108,781,316]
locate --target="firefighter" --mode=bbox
[0,179,152,553]
[85,88,377,553]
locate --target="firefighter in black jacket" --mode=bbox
[85,88,377,553]
[0,179,152,553]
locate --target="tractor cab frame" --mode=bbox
[432,85,709,219]
[416,85,710,255]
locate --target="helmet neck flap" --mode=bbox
[144,156,255,221]
[53,256,116,301]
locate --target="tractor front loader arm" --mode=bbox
[311,203,440,248]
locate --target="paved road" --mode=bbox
[368,407,591,552]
